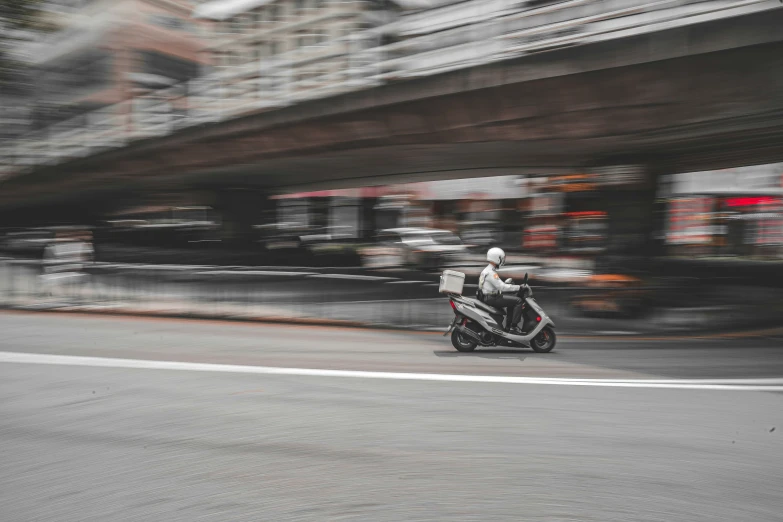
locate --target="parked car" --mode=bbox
[253,222,304,251]
[366,228,468,269]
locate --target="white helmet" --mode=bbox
[487,247,506,267]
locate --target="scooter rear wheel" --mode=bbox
[531,326,556,353]
[451,330,477,352]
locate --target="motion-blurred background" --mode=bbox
[2,0,783,334]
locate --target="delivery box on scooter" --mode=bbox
[439,270,465,295]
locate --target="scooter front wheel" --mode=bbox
[531,326,556,353]
[451,330,477,352]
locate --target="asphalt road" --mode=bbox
[1,312,782,521]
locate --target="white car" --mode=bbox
[370,228,468,269]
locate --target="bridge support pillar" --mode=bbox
[591,165,663,274]
[213,188,273,248]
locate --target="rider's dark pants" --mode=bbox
[484,295,523,330]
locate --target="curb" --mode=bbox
[2,304,782,341]
[0,305,433,335]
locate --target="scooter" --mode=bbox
[442,273,557,353]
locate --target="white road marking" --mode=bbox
[308,274,398,282]
[1,352,783,391]
[196,270,315,277]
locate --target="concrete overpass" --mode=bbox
[2,3,783,248]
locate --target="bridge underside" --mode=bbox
[3,8,783,224]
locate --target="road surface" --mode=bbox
[1,312,782,521]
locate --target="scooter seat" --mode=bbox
[470,299,505,316]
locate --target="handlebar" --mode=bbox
[504,273,532,297]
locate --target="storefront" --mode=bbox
[665,163,783,259]
[524,173,610,255]
[667,195,783,258]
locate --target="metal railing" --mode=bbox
[0,258,460,329]
[3,257,780,332]
[0,0,778,173]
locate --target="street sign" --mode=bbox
[591,165,647,187]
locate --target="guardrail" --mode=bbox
[2,258,781,333]
[0,0,778,174]
[0,259,456,329]
[0,258,586,328]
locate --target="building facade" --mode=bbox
[27,0,208,130]
[192,0,402,112]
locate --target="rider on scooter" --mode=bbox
[479,247,524,335]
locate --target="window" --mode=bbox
[140,51,200,82]
[256,44,268,59]
[149,14,182,30]
[251,46,262,62]
[251,10,262,28]
[240,47,253,65]
[39,50,112,101]
[379,232,402,246]
[297,0,325,11]
[296,28,327,49]
[257,42,279,60]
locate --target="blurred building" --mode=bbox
[0,2,62,143]
[192,0,403,111]
[379,0,523,77]
[26,0,207,131]
[0,0,90,142]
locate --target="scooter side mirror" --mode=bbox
[523,273,529,285]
